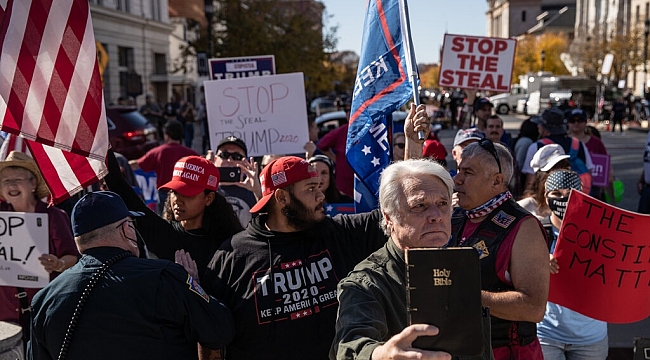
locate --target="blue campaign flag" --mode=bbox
[346,0,419,212]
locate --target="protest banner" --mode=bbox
[590,153,610,187]
[0,212,49,288]
[204,72,309,157]
[438,34,516,92]
[550,190,650,323]
[209,55,276,80]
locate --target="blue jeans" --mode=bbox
[639,186,650,214]
[184,123,194,148]
[540,335,608,360]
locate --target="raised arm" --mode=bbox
[404,104,430,160]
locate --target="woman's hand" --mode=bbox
[38,254,65,273]
[175,249,199,282]
[235,157,263,200]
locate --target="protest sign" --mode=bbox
[590,154,610,187]
[0,212,49,288]
[550,190,650,323]
[438,34,516,92]
[204,72,309,157]
[209,55,275,80]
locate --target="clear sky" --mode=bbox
[320,0,488,64]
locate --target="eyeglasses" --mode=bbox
[217,151,245,161]
[394,143,405,150]
[478,139,502,174]
[1,178,32,187]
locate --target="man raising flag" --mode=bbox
[0,0,108,203]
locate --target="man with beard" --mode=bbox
[202,105,430,360]
[451,140,548,360]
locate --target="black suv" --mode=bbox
[106,106,159,160]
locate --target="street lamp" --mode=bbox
[540,50,546,73]
[643,18,650,99]
[204,0,214,59]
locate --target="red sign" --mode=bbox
[550,190,650,323]
[438,34,516,92]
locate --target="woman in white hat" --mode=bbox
[0,151,78,326]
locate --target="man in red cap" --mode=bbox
[202,105,431,360]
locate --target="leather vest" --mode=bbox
[450,199,537,348]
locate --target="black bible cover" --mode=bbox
[405,247,484,356]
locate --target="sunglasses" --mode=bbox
[567,117,586,124]
[478,139,502,174]
[394,143,405,150]
[217,151,245,161]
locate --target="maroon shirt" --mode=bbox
[137,143,198,188]
[317,124,354,198]
[0,201,78,323]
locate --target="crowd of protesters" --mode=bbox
[2,89,648,360]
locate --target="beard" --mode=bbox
[282,191,325,231]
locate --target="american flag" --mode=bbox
[0,0,108,203]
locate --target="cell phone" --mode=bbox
[218,167,241,183]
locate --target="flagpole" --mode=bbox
[398,0,424,140]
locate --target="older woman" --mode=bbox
[0,151,78,326]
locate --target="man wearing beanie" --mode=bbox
[28,191,234,360]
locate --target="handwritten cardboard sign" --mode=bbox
[550,190,650,323]
[204,72,309,157]
[0,212,49,288]
[208,55,276,80]
[438,34,516,92]
[590,154,610,187]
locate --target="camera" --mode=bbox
[218,167,241,183]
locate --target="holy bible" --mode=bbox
[405,247,484,356]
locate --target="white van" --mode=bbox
[526,91,541,115]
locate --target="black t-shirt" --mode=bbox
[203,210,386,360]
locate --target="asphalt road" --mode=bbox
[436,113,650,355]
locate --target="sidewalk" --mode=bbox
[592,119,649,133]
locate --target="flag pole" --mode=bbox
[398,0,424,140]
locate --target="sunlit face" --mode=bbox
[308,121,319,142]
[280,176,326,229]
[0,167,37,203]
[393,134,405,161]
[454,156,499,210]
[486,118,503,143]
[168,190,214,228]
[386,175,452,250]
[214,143,247,169]
[311,161,331,192]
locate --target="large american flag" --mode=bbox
[0,0,108,203]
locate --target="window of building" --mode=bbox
[118,47,134,70]
[522,10,526,22]
[117,0,130,12]
[154,53,166,75]
[151,0,161,21]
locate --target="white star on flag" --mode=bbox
[361,145,371,155]
[371,157,381,167]
[326,205,333,212]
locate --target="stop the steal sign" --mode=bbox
[438,34,517,92]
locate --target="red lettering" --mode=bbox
[467,72,481,87]
[496,75,509,91]
[456,71,469,85]
[480,74,495,89]
[457,54,470,68]
[469,56,484,71]
[465,37,479,52]
[451,36,464,52]
[440,70,454,85]
[478,39,493,54]
[494,40,508,55]
[485,56,498,71]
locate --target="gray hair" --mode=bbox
[74,219,122,247]
[461,141,513,184]
[378,159,454,237]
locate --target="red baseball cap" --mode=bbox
[423,139,447,161]
[250,156,318,213]
[159,156,220,196]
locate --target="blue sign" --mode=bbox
[208,55,276,80]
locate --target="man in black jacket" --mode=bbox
[28,191,234,360]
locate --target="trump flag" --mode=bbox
[346,0,418,212]
[0,0,108,202]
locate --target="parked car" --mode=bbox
[315,110,408,138]
[107,106,159,160]
[309,97,338,116]
[489,84,528,114]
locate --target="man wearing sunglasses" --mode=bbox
[214,136,262,227]
[451,140,549,360]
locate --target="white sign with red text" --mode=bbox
[204,72,309,157]
[0,212,49,288]
[438,34,517,92]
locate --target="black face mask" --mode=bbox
[547,196,569,219]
